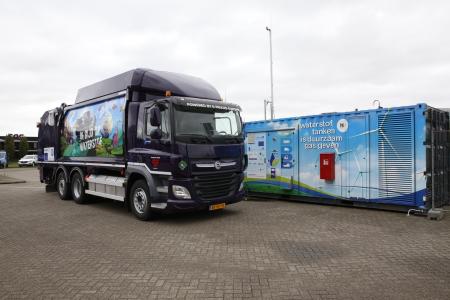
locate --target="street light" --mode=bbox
[266,26,274,120]
[264,99,268,120]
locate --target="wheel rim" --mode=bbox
[58,178,65,195]
[133,188,147,214]
[73,178,81,199]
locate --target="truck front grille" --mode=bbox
[194,171,239,200]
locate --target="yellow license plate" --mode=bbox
[209,203,226,211]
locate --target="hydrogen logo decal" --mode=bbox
[337,119,348,133]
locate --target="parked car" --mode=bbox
[0,151,7,168]
[18,155,38,167]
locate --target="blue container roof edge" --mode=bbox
[245,103,429,127]
[75,68,222,103]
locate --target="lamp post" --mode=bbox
[266,26,274,120]
[264,99,268,120]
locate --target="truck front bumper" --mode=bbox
[165,189,245,212]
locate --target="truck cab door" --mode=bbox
[134,102,172,173]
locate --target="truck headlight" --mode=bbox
[172,185,191,199]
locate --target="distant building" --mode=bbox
[0,134,38,156]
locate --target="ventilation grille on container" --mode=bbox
[378,112,414,202]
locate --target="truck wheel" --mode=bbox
[71,172,87,204]
[130,179,153,221]
[56,172,71,200]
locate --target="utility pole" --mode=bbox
[266,26,274,120]
[264,99,268,120]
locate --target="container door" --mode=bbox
[267,130,295,188]
[245,132,267,180]
[339,116,369,201]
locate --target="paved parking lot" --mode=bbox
[1,168,450,299]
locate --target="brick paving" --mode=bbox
[0,168,27,184]
[1,168,450,299]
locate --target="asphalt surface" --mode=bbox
[1,168,450,299]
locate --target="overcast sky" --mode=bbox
[1,0,450,136]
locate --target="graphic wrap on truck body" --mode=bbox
[61,96,125,158]
[244,103,440,209]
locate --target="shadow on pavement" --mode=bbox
[83,195,242,223]
[0,175,26,184]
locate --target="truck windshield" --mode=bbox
[174,105,242,144]
[0,152,5,158]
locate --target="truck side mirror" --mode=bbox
[150,128,163,140]
[243,154,248,170]
[150,106,161,127]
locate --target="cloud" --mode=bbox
[1,0,450,136]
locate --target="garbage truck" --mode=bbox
[37,68,246,220]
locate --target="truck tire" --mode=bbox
[130,179,153,221]
[71,172,88,204]
[56,171,71,200]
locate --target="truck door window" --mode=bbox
[146,104,170,139]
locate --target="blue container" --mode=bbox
[244,103,449,210]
